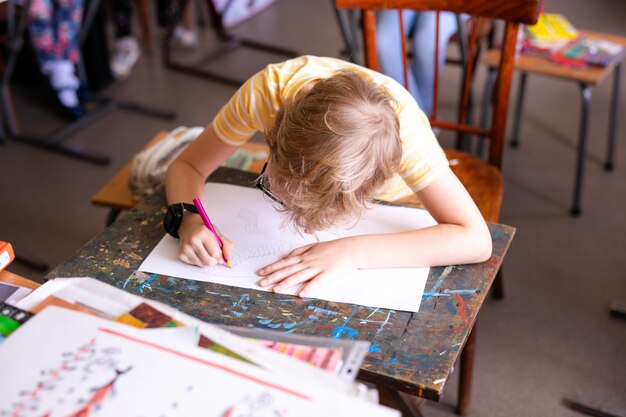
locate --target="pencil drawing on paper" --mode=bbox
[197,241,292,277]
[237,208,264,234]
[222,392,286,417]
[189,208,294,277]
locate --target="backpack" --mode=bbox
[129,126,203,202]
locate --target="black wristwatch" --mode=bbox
[163,203,199,238]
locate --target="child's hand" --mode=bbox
[257,238,357,297]
[177,215,234,267]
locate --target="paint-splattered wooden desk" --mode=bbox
[48,167,515,405]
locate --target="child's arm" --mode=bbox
[165,123,238,267]
[258,167,492,297]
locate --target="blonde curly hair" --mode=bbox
[264,69,402,233]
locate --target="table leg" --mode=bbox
[378,386,426,417]
[510,72,528,148]
[605,63,622,171]
[491,269,505,300]
[457,324,477,415]
[571,84,592,217]
[106,209,122,227]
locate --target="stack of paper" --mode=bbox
[0,306,398,416]
[14,277,370,381]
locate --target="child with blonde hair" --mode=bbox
[165,55,492,297]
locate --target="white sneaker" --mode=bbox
[110,36,141,80]
[42,60,80,90]
[172,25,198,48]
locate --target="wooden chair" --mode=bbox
[335,0,540,415]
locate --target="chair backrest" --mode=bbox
[335,0,541,169]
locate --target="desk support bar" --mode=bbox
[162,0,298,87]
[571,84,592,216]
[605,62,622,171]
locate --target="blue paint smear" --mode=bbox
[282,322,297,329]
[136,274,156,293]
[383,357,398,367]
[452,289,479,295]
[231,311,243,318]
[266,323,282,329]
[186,280,199,291]
[333,307,360,340]
[332,327,359,340]
[258,319,273,325]
[369,344,381,353]
[423,289,478,300]
[233,294,251,309]
[121,275,133,289]
[445,300,457,314]
[307,315,319,321]
[428,266,453,293]
[422,292,451,300]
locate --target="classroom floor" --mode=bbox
[1,0,625,415]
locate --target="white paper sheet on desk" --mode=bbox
[139,183,437,313]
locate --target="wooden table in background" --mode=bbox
[483,30,626,216]
[52,167,515,402]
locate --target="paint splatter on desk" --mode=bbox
[48,167,515,402]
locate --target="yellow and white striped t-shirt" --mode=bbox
[212,55,448,201]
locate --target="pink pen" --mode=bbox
[192,198,232,268]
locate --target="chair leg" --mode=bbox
[510,71,528,148]
[135,0,153,54]
[379,385,426,417]
[604,62,621,171]
[571,84,592,217]
[457,324,477,416]
[331,0,360,62]
[477,67,497,157]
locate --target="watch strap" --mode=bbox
[163,202,199,238]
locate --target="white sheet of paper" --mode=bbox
[139,183,437,313]
[0,307,398,417]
